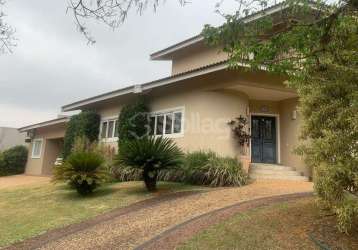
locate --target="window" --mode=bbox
[150,108,184,137]
[31,139,43,159]
[100,118,118,141]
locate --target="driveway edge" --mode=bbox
[3,190,205,250]
[135,192,314,250]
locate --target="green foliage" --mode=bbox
[0,146,28,176]
[53,138,109,195]
[63,111,100,159]
[116,136,183,191]
[203,0,358,233]
[161,151,248,187]
[117,97,149,145]
[115,150,248,187]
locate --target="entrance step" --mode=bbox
[249,163,309,181]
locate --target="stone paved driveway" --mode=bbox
[9,180,312,250]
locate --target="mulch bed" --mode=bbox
[135,192,313,250]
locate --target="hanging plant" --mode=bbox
[228,115,251,147]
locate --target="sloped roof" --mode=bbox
[150,1,288,60]
[62,60,232,112]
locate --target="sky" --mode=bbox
[0,0,239,128]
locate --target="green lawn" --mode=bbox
[0,181,203,248]
[179,197,358,250]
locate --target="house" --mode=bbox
[0,127,26,151]
[19,3,310,180]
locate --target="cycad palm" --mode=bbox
[117,136,183,191]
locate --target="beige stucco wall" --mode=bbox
[150,89,248,157]
[279,98,309,176]
[25,123,66,175]
[92,70,308,176]
[171,45,228,75]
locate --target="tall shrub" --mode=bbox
[117,97,149,145]
[0,145,28,176]
[63,111,100,159]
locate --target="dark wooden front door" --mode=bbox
[251,116,277,163]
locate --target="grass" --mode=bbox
[179,197,358,250]
[0,181,204,248]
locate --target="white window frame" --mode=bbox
[150,107,185,138]
[31,138,43,159]
[100,116,119,143]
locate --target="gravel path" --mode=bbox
[24,180,312,250]
[0,175,50,189]
[136,192,313,250]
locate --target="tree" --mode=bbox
[67,0,187,43]
[203,0,357,232]
[0,0,15,53]
[63,111,101,159]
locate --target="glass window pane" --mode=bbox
[174,112,182,133]
[108,120,115,138]
[156,115,164,135]
[32,140,42,157]
[165,113,173,134]
[149,116,156,135]
[101,122,108,138]
[114,120,119,137]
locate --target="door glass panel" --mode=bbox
[264,120,272,139]
[252,119,260,138]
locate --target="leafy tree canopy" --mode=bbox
[203,0,357,232]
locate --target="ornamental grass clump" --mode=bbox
[116,136,183,192]
[53,137,109,195]
[183,151,248,187]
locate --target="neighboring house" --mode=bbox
[0,127,26,151]
[19,3,310,180]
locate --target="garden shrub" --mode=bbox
[0,145,28,176]
[114,149,248,187]
[116,136,183,191]
[63,111,100,159]
[53,137,109,195]
[117,97,149,144]
[178,151,248,187]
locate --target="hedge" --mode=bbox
[117,97,149,145]
[63,111,100,159]
[0,145,28,176]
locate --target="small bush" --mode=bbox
[63,111,100,159]
[116,136,183,191]
[0,145,28,176]
[53,138,109,195]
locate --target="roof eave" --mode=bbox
[150,2,288,60]
[18,117,70,133]
[61,61,233,112]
